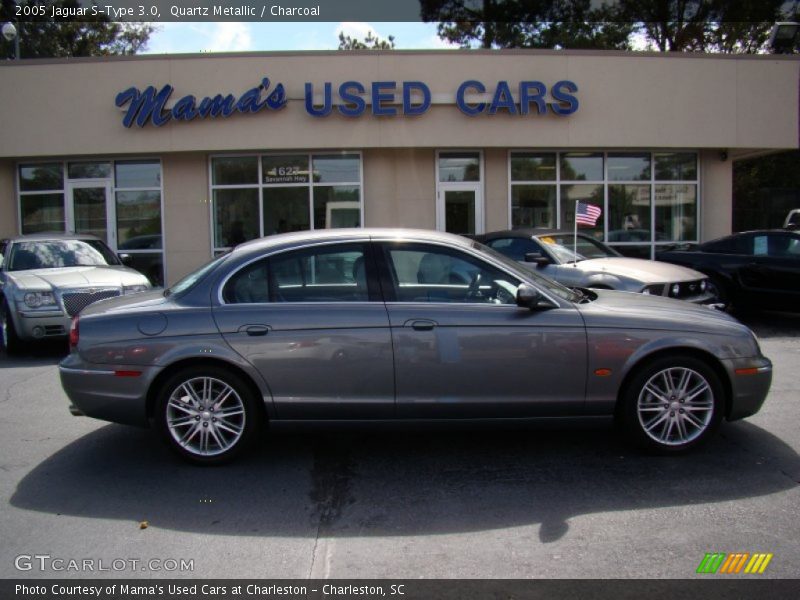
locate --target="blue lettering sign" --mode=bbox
[305,82,332,117]
[550,80,579,115]
[519,81,547,115]
[116,77,286,128]
[338,81,366,117]
[456,80,487,116]
[403,81,430,116]
[371,81,397,116]
[489,81,516,115]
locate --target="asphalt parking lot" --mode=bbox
[0,310,798,580]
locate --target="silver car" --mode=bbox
[1,233,151,354]
[476,229,716,303]
[59,229,771,464]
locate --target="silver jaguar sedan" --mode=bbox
[59,229,772,464]
[1,233,151,354]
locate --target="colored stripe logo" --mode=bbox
[697,552,773,574]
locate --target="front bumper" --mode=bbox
[721,356,773,421]
[59,353,158,427]
[14,310,70,340]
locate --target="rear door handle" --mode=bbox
[407,319,437,331]
[238,325,270,336]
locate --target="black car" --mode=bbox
[656,230,800,311]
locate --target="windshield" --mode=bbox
[166,253,229,297]
[471,241,582,302]
[536,234,620,263]
[7,239,120,271]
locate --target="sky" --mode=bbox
[142,22,458,54]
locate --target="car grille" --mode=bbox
[61,289,120,317]
[669,280,707,299]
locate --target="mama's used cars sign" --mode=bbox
[115,77,579,128]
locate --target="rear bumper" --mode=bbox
[59,354,157,427]
[721,356,773,421]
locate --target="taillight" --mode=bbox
[69,316,79,349]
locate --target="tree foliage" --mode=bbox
[1,0,154,59]
[421,0,795,53]
[338,31,396,50]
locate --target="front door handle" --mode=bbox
[407,319,437,331]
[239,325,270,336]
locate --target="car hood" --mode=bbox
[5,266,150,291]
[569,257,704,283]
[577,289,744,334]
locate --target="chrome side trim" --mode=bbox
[59,366,115,376]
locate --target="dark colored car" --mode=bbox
[59,229,772,464]
[656,230,800,311]
[475,229,715,304]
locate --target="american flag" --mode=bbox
[575,201,602,227]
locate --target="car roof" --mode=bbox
[8,232,103,243]
[230,228,475,255]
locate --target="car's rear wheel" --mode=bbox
[1,299,23,356]
[154,366,260,464]
[619,355,724,453]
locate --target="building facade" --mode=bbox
[0,50,797,286]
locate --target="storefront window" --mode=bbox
[511,185,556,229]
[17,159,165,285]
[655,153,697,181]
[438,152,481,182]
[560,184,604,239]
[211,153,363,252]
[655,184,697,242]
[20,193,65,234]
[68,162,111,179]
[508,151,699,258]
[510,153,556,181]
[214,188,260,247]
[608,153,650,181]
[213,156,258,186]
[19,163,63,192]
[115,160,161,188]
[608,184,651,242]
[263,187,310,234]
[560,153,603,181]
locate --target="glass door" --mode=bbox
[66,181,114,246]
[436,151,483,235]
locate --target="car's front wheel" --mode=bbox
[1,299,24,356]
[154,366,261,464]
[619,355,724,453]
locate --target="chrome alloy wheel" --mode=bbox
[166,377,246,457]
[636,367,714,446]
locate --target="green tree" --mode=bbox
[420,0,634,49]
[1,0,154,59]
[337,31,396,50]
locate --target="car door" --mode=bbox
[484,236,566,283]
[755,232,800,308]
[376,240,587,419]
[212,242,395,420]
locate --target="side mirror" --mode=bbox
[524,252,550,267]
[516,283,547,310]
[118,253,133,266]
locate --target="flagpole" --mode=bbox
[573,200,578,265]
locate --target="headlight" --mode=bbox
[670,283,681,297]
[123,284,149,295]
[700,280,707,292]
[23,291,57,309]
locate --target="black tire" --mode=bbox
[1,299,24,356]
[618,355,725,454]
[154,365,262,465]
